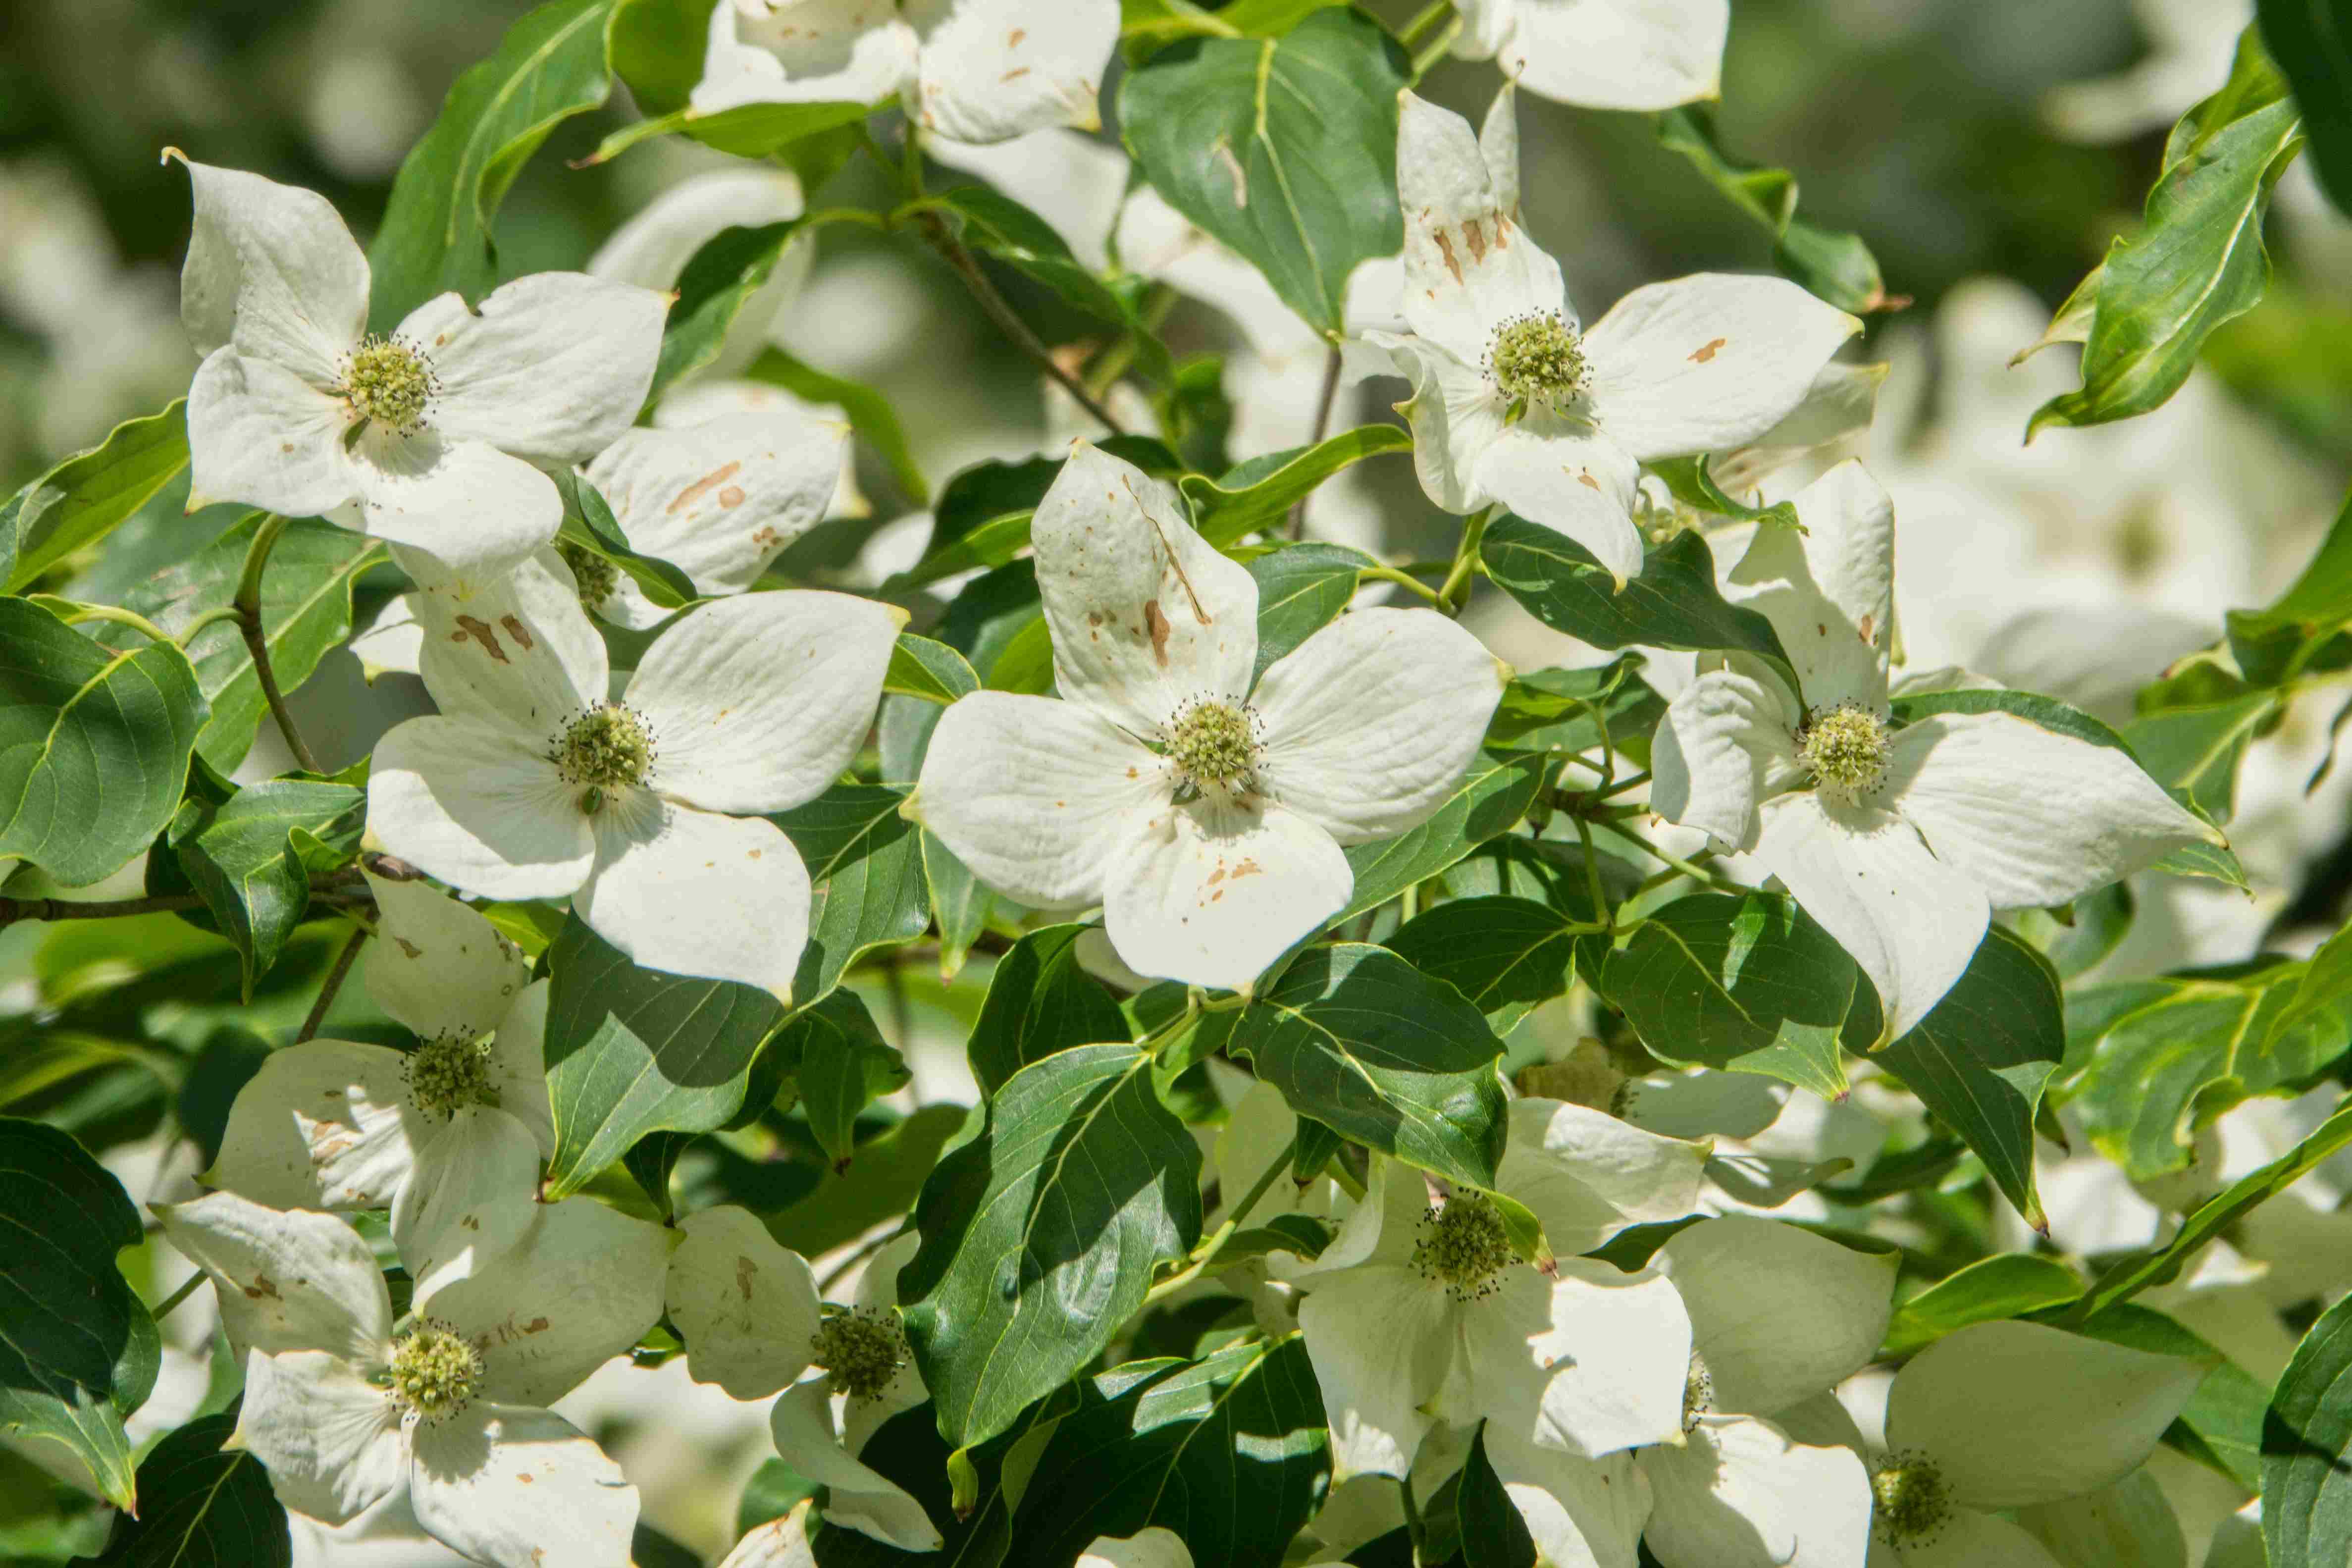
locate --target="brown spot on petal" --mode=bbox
[1576,470,1600,491]
[244,1272,280,1301]
[1231,858,1264,880]
[1002,67,1030,81]
[1858,614,1877,645]
[719,485,746,508]
[1009,27,1025,45]
[1462,219,1487,264]
[1690,338,1726,364]
[670,462,742,513]
[1145,600,1172,667]
[500,615,534,651]
[1433,229,1463,284]
[453,616,507,662]
[736,1257,756,1302]
[394,937,422,959]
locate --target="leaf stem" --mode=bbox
[1398,0,1459,51]
[1357,564,1445,604]
[233,515,323,774]
[1229,1133,1302,1228]
[1591,816,1738,894]
[297,924,369,1044]
[1287,347,1346,541]
[50,602,176,645]
[918,213,1128,436]
[1437,507,1491,615]
[1573,816,1616,935]
[175,603,247,644]
[149,1271,207,1320]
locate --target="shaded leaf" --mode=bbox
[1338,751,1554,922]
[772,783,932,1004]
[73,1412,289,1567]
[160,780,365,998]
[768,991,907,1169]
[926,186,1173,381]
[1182,425,1412,547]
[1656,106,1893,314]
[764,1103,968,1260]
[0,402,189,594]
[966,924,1129,1097]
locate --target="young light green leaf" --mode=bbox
[0,401,188,595]
[584,99,873,167]
[885,634,981,707]
[772,782,933,1004]
[966,924,1129,1097]
[1880,1254,2085,1358]
[1181,425,1412,546]
[1338,751,1554,923]
[1655,106,1895,314]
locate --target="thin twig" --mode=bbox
[233,515,323,774]
[819,1226,907,1295]
[1286,346,1345,540]
[920,215,1127,436]
[296,925,369,1044]
[150,1271,207,1321]
[1437,508,1491,615]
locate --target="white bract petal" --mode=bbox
[401,275,668,465]
[408,1404,638,1568]
[1471,419,1647,585]
[1723,460,1894,713]
[1660,1217,1897,1418]
[692,1,921,119]
[1456,0,1728,111]
[483,979,557,1159]
[586,414,845,598]
[1295,1263,1456,1479]
[400,544,609,731]
[1640,1413,1872,1568]
[349,436,565,586]
[1376,333,1512,515]
[360,871,529,1042]
[207,1039,420,1210]
[1251,608,1505,844]
[907,0,1118,144]
[1516,1260,1693,1459]
[234,1348,407,1525]
[666,1205,824,1400]
[1650,665,1804,851]
[153,1191,390,1365]
[173,154,367,376]
[1884,1506,2067,1568]
[1481,1427,1651,1568]
[768,1376,942,1551]
[1495,1098,1709,1257]
[1396,88,1568,366]
[389,1106,543,1304]
[366,718,592,901]
[578,796,813,998]
[1883,1321,2206,1511]
[185,350,353,516]
[913,691,1163,909]
[1101,794,1353,990]
[627,590,901,816]
[1076,1528,1195,1568]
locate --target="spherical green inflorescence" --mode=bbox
[343,335,435,435]
[1681,1350,1715,1432]
[557,540,620,612]
[1487,313,1588,408]
[810,1307,908,1402]
[1800,703,1892,802]
[387,1321,484,1424]
[405,1032,499,1119]
[1871,1453,1953,1547]
[1411,1192,1516,1302]
[1166,699,1259,793]
[551,705,655,804]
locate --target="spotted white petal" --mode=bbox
[1583,273,1861,462]
[908,0,1117,144]
[185,350,354,517]
[1751,792,1989,1045]
[1102,793,1353,991]
[575,795,812,997]
[367,717,592,901]
[768,1376,943,1551]
[173,155,366,377]
[390,1106,543,1304]
[206,1039,420,1211]
[1471,417,1647,585]
[1468,0,1727,110]
[719,1508,820,1568]
[1251,608,1505,844]
[1640,1413,1872,1568]
[1396,89,1568,366]
[586,414,845,599]
[1296,1263,1455,1480]
[1884,713,2222,911]
[408,1404,638,1568]
[1372,331,1511,516]
[1034,441,1258,735]
[1723,460,1894,714]
[1660,1217,1897,1418]
[665,1204,823,1400]
[627,590,900,816]
[361,871,530,1043]
[691,1,919,118]
[233,1348,406,1526]
[1649,665,1803,852]
[1496,1098,1709,1257]
[153,1191,391,1365]
[1480,1428,1651,1568]
[347,434,565,587]
[913,690,1164,909]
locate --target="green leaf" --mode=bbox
[0,1383,137,1516]
[2258,0,2352,216]
[1155,354,1235,475]
[552,470,697,609]
[2265,1290,2352,1567]
[1881,1254,2084,1358]
[646,220,804,409]
[0,402,189,594]
[1863,926,2066,1230]
[763,1103,968,1259]
[1655,106,1892,314]
[0,599,205,888]
[1119,8,1409,336]
[1602,891,1855,1099]
[1481,518,1795,685]
[743,347,931,508]
[2030,28,2306,436]
[585,98,874,166]
[606,0,712,116]
[1386,896,1581,1032]
[2073,1304,2266,1491]
[1228,942,1509,1191]
[2229,489,2352,685]
[73,1411,289,1567]
[926,187,1173,382]
[772,783,932,1004]
[1338,750,1553,922]
[161,780,364,998]
[365,0,617,328]
[885,634,980,706]
[1012,1337,1328,1567]
[1247,542,1371,683]
[2012,882,2137,982]
[768,991,907,1169]
[966,924,1130,1097]
[1181,425,1412,546]
[899,1045,1202,1451]
[540,915,788,1199]
[1486,653,1666,763]
[1458,1424,1537,1568]
[117,513,381,773]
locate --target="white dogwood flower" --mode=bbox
[155,1188,670,1568]
[170,155,667,585]
[667,1212,938,1551]
[1362,90,1859,584]
[1293,1098,1706,1481]
[208,871,550,1295]
[366,549,901,996]
[1455,0,1727,109]
[1650,460,2223,1040]
[911,442,1505,990]
[694,0,1117,146]
[1860,1321,2205,1565]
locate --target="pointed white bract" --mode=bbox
[1363,90,1858,586]
[1454,0,1728,109]
[365,547,901,995]
[1649,460,2221,1039]
[172,156,667,586]
[914,442,1505,989]
[694,0,1117,146]
[153,1189,669,1568]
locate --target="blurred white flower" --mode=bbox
[1455,0,1727,110]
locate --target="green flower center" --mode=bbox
[342,335,435,435]
[1166,698,1259,794]
[404,1032,499,1120]
[556,540,620,612]
[1411,1192,1515,1302]
[1871,1454,1952,1547]
[551,705,655,809]
[1487,312,1587,407]
[810,1307,907,1402]
[1681,1350,1715,1432]
[1800,703,1891,801]
[387,1321,483,1424]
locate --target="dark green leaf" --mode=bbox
[1247,542,1370,683]
[2266,1290,2352,1567]
[1119,9,1409,335]
[1458,1424,1537,1568]
[966,924,1129,1097]
[163,780,364,997]
[73,1412,288,1567]
[646,220,803,409]
[552,470,697,609]
[172,1028,273,1170]
[606,0,712,116]
[900,1045,1202,1451]
[743,347,932,508]
[1228,942,1508,1191]
[1486,654,1667,764]
[1655,106,1893,314]
[2258,0,2352,215]
[366,0,617,327]
[1386,896,1580,1031]
[1181,425,1412,547]
[1881,1254,2084,1358]
[0,599,204,887]
[0,402,189,594]
[772,783,932,1004]
[927,186,1172,381]
[1338,751,1553,922]
[764,1103,968,1259]
[771,991,907,1169]
[540,915,788,1199]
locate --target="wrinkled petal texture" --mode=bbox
[401,275,668,465]
[1488,0,1728,110]
[908,0,1117,144]
[175,155,366,376]
[1472,417,1646,585]
[693,0,920,118]
[1650,666,1802,852]
[234,1349,407,1526]
[666,1205,823,1401]
[186,350,354,517]
[1396,89,1568,365]
[208,1039,421,1211]
[1724,460,1894,714]
[361,870,531,1043]
[153,1191,391,1366]
[409,1404,638,1568]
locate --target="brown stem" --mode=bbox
[920,216,1127,436]
[1287,345,1346,541]
[298,926,369,1043]
[0,887,371,929]
[239,608,323,775]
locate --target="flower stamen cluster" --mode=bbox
[340,334,437,437]
[1165,697,1261,796]
[1870,1452,1952,1547]
[809,1307,907,1402]
[1681,1350,1715,1432]
[403,1032,499,1120]
[550,704,656,812]
[1486,311,1588,409]
[556,540,620,612]
[1799,703,1891,802]
[386,1320,484,1425]
[1411,1191,1515,1302]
